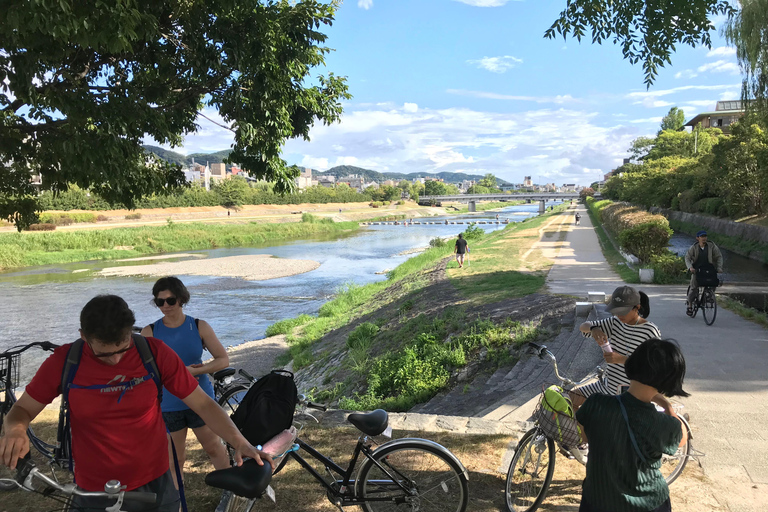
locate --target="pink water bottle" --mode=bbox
[600,341,613,353]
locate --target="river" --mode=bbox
[668,233,768,283]
[0,202,561,369]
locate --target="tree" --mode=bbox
[478,173,498,190]
[424,181,448,196]
[725,1,768,122]
[397,180,411,192]
[466,185,491,194]
[214,176,249,210]
[546,1,736,86]
[0,0,350,229]
[659,107,686,134]
[579,187,595,199]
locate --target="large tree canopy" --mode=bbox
[0,0,349,229]
[725,0,768,120]
[547,0,736,86]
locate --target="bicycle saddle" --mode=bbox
[212,367,237,380]
[347,409,388,436]
[205,459,272,499]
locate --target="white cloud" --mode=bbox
[630,117,663,124]
[707,46,736,58]
[447,89,577,104]
[403,102,418,113]
[631,97,674,108]
[358,0,373,9]
[467,55,523,73]
[625,84,741,100]
[683,100,717,108]
[281,103,638,185]
[453,0,518,6]
[697,60,740,74]
[674,70,698,80]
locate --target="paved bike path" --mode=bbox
[546,205,767,512]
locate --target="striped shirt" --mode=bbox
[582,317,661,395]
[576,392,682,512]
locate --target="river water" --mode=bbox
[0,203,560,365]
[668,233,768,283]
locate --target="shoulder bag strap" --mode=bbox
[615,395,649,466]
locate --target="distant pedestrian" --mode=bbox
[496,214,499,220]
[454,233,469,269]
[227,210,230,217]
[339,208,342,213]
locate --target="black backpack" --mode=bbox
[231,370,298,446]
[696,263,719,288]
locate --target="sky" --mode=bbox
[154,0,742,186]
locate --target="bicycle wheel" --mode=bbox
[358,441,468,512]
[224,494,256,512]
[504,428,555,512]
[218,385,248,416]
[702,288,717,326]
[660,416,692,485]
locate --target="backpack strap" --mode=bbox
[132,333,163,402]
[194,318,204,348]
[56,339,85,472]
[615,395,649,466]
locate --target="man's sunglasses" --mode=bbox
[90,342,133,358]
[154,297,178,307]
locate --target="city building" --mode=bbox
[684,100,748,135]
[316,175,336,188]
[295,167,314,190]
[209,163,226,181]
[523,176,532,187]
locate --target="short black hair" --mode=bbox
[151,276,191,306]
[80,295,135,345]
[458,233,463,238]
[624,338,690,398]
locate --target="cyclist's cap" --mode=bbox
[696,230,707,237]
[605,286,640,316]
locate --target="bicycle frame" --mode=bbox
[283,434,415,506]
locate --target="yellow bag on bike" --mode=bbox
[533,385,583,447]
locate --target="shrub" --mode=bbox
[693,197,724,216]
[27,223,56,231]
[125,213,142,220]
[96,215,109,222]
[428,237,446,248]
[649,251,688,284]
[462,223,484,240]
[396,200,405,205]
[301,212,318,223]
[346,322,380,350]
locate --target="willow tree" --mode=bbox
[725,0,768,120]
[0,0,349,229]
[547,0,736,86]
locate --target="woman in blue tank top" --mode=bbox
[140,277,230,475]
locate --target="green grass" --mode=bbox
[265,314,313,336]
[718,295,768,328]
[0,220,359,269]
[585,207,640,283]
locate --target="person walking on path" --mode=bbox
[575,287,668,411]
[576,338,689,512]
[684,230,723,316]
[454,233,469,268]
[141,277,231,477]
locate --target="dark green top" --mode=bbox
[576,392,682,512]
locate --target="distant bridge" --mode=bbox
[421,192,580,213]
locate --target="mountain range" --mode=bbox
[142,145,510,185]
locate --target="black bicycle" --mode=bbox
[207,395,470,512]
[0,341,66,491]
[687,275,721,326]
[212,367,256,415]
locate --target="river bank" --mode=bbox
[0,219,359,270]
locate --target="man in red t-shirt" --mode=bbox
[0,295,272,511]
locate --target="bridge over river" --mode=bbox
[421,192,580,212]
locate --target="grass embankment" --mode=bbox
[584,206,639,283]
[0,218,358,270]
[669,218,768,263]
[268,205,572,411]
[450,200,525,214]
[718,295,768,328]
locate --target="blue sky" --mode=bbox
[164,0,742,186]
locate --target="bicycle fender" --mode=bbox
[369,438,469,479]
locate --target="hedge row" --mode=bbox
[586,197,672,263]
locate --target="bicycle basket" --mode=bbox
[532,385,582,447]
[0,353,20,393]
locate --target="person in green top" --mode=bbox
[575,338,690,512]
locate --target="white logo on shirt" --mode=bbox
[101,374,128,394]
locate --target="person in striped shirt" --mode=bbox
[572,287,670,412]
[575,338,689,512]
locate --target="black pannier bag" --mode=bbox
[230,369,298,447]
[696,263,719,288]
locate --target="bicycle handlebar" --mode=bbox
[526,342,575,387]
[1,341,58,357]
[297,394,327,411]
[1,456,156,507]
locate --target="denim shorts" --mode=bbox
[162,408,206,432]
[68,470,179,512]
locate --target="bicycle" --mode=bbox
[504,342,694,512]
[207,395,470,512]
[212,367,257,415]
[0,341,66,491]
[687,275,721,326]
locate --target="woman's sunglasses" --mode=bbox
[154,297,178,307]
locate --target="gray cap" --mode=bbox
[605,286,640,316]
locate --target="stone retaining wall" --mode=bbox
[651,207,768,245]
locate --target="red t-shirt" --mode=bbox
[25,337,198,491]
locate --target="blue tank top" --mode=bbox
[153,315,216,412]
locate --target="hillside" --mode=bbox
[143,146,510,185]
